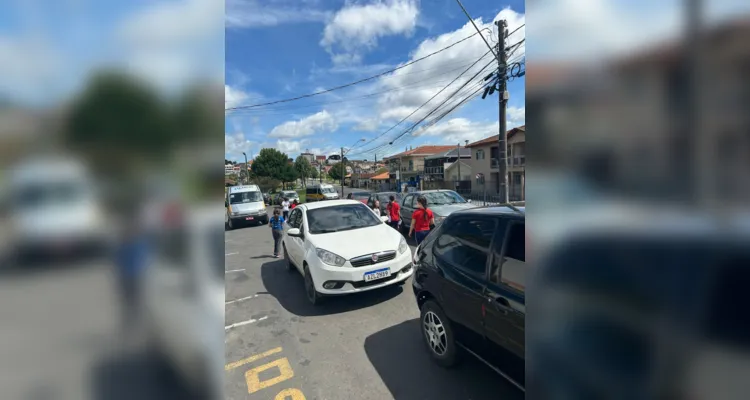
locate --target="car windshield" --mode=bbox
[229,191,263,204]
[352,192,369,200]
[320,187,336,194]
[379,193,401,203]
[306,204,382,234]
[422,191,466,206]
[282,191,298,197]
[15,182,89,208]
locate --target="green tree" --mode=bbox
[252,148,299,189]
[310,166,319,179]
[328,162,347,181]
[294,156,312,187]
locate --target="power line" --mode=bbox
[225,31,483,111]
[454,0,497,60]
[507,23,525,38]
[345,50,493,155]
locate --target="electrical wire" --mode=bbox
[225,31,484,111]
[345,50,493,154]
[507,23,525,38]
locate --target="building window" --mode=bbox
[476,149,485,160]
[408,160,414,171]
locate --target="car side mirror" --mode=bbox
[287,228,303,238]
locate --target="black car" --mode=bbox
[366,191,402,215]
[412,205,525,391]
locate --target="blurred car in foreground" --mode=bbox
[143,204,223,398]
[282,200,413,305]
[399,190,478,233]
[412,205,526,392]
[5,157,111,263]
[528,206,750,399]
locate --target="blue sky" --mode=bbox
[225,0,526,162]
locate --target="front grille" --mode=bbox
[350,251,397,268]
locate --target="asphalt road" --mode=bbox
[224,186,522,400]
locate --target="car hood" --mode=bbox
[308,223,402,260]
[430,202,478,216]
[231,201,265,213]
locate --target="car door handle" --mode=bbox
[487,295,511,312]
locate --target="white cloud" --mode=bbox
[268,110,338,138]
[353,118,381,132]
[507,106,525,126]
[225,85,249,109]
[117,0,224,92]
[225,131,256,156]
[0,36,66,105]
[375,7,524,123]
[226,0,330,28]
[413,117,498,144]
[321,0,419,65]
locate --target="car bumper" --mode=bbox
[230,211,268,222]
[309,250,414,295]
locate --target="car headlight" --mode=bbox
[315,248,346,267]
[398,236,408,254]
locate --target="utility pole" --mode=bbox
[242,152,249,185]
[496,19,509,203]
[340,147,345,198]
[456,143,461,190]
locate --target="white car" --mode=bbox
[282,199,413,305]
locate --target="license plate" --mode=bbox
[245,217,254,220]
[364,268,391,282]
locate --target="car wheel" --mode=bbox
[420,300,460,367]
[303,266,322,306]
[283,245,294,273]
[227,217,234,230]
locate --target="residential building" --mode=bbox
[369,171,391,192]
[225,163,235,175]
[327,154,341,164]
[300,152,315,163]
[423,147,472,181]
[315,155,326,164]
[466,126,525,201]
[384,145,456,189]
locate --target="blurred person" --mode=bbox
[387,195,401,229]
[281,197,290,219]
[114,215,150,335]
[347,193,353,199]
[408,195,434,246]
[372,200,382,216]
[291,199,299,209]
[268,208,285,258]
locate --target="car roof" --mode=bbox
[302,199,366,210]
[405,189,457,194]
[450,205,525,217]
[373,191,400,195]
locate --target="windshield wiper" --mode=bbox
[313,229,339,233]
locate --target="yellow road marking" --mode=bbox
[275,388,306,400]
[246,357,294,394]
[225,347,283,371]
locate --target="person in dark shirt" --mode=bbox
[268,208,285,258]
[408,195,434,246]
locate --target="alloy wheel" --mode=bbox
[423,311,448,356]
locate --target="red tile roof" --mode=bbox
[370,172,390,180]
[384,145,456,160]
[466,125,525,148]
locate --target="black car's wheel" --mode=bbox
[227,217,234,230]
[283,244,294,272]
[420,300,460,367]
[303,266,322,306]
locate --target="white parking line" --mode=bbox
[225,252,239,256]
[226,269,246,273]
[225,316,268,331]
[225,294,259,305]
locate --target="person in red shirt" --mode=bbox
[409,195,434,245]
[386,195,400,230]
[290,199,298,210]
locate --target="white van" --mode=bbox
[5,157,109,261]
[225,184,267,229]
[305,183,339,202]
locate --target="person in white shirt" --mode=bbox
[281,198,290,219]
[371,200,382,216]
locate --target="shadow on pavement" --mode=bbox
[91,348,197,400]
[260,259,403,317]
[365,319,523,400]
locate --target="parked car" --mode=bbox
[225,184,267,229]
[367,191,403,215]
[274,190,300,205]
[305,183,339,202]
[399,190,477,233]
[349,191,370,204]
[282,200,413,305]
[144,205,224,398]
[262,192,271,205]
[412,205,525,391]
